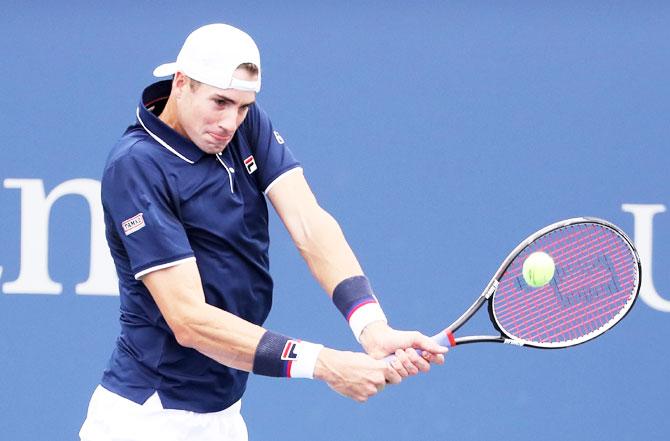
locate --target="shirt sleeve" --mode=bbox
[242,103,301,193]
[102,149,194,279]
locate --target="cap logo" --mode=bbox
[122,213,145,236]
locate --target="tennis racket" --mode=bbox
[401,217,641,356]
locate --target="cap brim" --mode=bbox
[153,62,178,77]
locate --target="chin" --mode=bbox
[198,141,225,155]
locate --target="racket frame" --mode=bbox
[434,217,641,349]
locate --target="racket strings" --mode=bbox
[514,230,635,340]
[495,244,633,323]
[494,233,631,317]
[492,223,638,346]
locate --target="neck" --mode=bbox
[158,96,187,138]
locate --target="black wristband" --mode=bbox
[252,331,323,378]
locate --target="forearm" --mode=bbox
[177,302,266,372]
[288,209,394,347]
[267,172,386,340]
[143,261,267,372]
[179,302,399,395]
[292,205,364,295]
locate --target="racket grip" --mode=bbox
[382,330,453,364]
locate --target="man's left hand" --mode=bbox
[358,321,448,378]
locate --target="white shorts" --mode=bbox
[79,385,248,441]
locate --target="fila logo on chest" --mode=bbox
[244,155,257,174]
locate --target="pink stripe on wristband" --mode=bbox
[332,276,387,342]
[346,299,378,321]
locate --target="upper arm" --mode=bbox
[141,259,206,345]
[266,169,322,239]
[267,168,364,294]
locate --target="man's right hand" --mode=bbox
[313,348,401,402]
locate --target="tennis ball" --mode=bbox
[522,251,555,288]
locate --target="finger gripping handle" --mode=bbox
[382,330,454,363]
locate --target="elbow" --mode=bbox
[293,207,339,249]
[170,316,199,349]
[173,327,195,349]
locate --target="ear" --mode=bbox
[172,71,188,98]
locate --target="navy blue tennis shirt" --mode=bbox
[100,80,301,412]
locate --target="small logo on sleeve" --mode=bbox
[244,155,258,174]
[281,340,300,360]
[273,130,285,144]
[122,213,145,236]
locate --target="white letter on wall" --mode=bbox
[621,203,668,312]
[3,179,118,295]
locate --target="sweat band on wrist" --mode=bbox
[332,275,388,343]
[252,331,323,379]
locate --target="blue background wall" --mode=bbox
[1,2,668,440]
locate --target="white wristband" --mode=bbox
[349,302,388,343]
[287,341,324,379]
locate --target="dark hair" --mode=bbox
[187,77,203,91]
[237,62,259,75]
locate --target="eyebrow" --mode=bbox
[213,95,255,107]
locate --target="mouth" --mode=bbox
[208,132,232,142]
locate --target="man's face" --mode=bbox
[174,69,257,154]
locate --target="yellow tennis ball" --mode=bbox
[522,251,555,288]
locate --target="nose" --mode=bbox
[218,109,238,133]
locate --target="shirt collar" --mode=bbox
[136,80,206,164]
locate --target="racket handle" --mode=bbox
[382,330,454,364]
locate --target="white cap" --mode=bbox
[153,23,261,92]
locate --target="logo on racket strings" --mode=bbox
[516,254,621,307]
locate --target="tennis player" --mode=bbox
[79,23,447,441]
